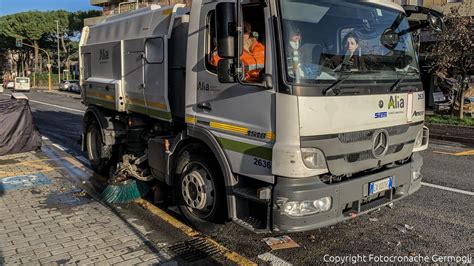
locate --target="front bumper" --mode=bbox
[272,153,423,232]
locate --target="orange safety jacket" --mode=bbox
[210,39,265,79]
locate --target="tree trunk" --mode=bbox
[34,40,39,72]
[60,35,70,76]
[459,75,467,120]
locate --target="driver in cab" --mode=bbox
[210,21,265,82]
[332,32,367,72]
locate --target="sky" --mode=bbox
[0,0,101,16]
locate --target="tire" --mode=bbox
[174,144,226,227]
[85,120,109,175]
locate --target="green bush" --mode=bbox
[425,114,474,127]
[31,72,60,88]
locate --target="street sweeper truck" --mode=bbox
[79,0,444,232]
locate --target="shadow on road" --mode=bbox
[31,109,85,157]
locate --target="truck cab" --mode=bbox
[80,0,442,232]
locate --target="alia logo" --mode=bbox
[388,96,404,109]
[99,49,109,61]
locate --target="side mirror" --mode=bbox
[428,13,444,32]
[217,58,235,83]
[216,2,236,58]
[380,28,400,50]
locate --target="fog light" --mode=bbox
[412,168,422,180]
[413,126,429,152]
[282,197,332,217]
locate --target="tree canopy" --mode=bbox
[0,9,101,78]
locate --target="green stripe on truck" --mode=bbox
[86,97,116,110]
[126,103,172,120]
[217,137,272,161]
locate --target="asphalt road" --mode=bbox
[2,89,472,264]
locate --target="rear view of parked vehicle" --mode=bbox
[59,80,80,92]
[14,77,30,92]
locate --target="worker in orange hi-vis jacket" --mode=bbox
[210,21,265,82]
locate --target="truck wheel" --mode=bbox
[86,120,109,175]
[175,145,225,226]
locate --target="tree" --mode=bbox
[0,11,54,77]
[0,10,101,81]
[427,4,474,119]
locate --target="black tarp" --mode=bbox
[0,98,42,156]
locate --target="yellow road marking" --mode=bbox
[0,169,55,179]
[433,149,474,156]
[135,198,256,265]
[0,159,57,178]
[0,158,54,167]
[135,198,199,237]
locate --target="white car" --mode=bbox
[13,77,30,92]
[7,81,14,89]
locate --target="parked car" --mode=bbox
[13,77,31,92]
[59,80,80,93]
[6,81,14,90]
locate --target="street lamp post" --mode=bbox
[56,20,61,86]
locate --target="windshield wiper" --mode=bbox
[389,67,420,92]
[322,73,351,96]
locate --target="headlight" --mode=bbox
[301,148,328,170]
[413,126,429,152]
[282,197,332,217]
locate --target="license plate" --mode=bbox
[369,177,393,195]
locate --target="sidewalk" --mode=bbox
[0,151,173,265]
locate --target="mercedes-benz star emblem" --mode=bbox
[372,130,389,159]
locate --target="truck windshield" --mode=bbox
[279,0,419,87]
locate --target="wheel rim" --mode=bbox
[181,162,216,219]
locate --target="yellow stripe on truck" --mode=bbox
[210,121,249,135]
[126,97,167,110]
[185,116,196,124]
[87,91,115,101]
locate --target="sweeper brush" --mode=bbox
[100,179,149,204]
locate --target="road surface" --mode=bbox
[1,89,472,264]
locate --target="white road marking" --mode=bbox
[29,99,85,113]
[422,182,474,196]
[258,253,292,265]
[52,143,67,151]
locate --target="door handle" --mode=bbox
[197,102,212,111]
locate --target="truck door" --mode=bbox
[123,39,147,115]
[143,37,172,121]
[194,3,275,183]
